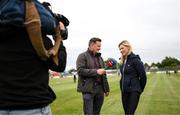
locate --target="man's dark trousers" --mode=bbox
[82,85,104,115]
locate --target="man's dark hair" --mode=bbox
[88,37,101,46]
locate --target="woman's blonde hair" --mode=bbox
[118,40,132,64]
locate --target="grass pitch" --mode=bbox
[49,73,180,115]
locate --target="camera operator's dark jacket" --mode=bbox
[76,50,110,93]
[119,53,147,93]
[0,24,66,110]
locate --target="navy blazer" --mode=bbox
[119,53,147,93]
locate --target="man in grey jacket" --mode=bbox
[76,37,110,115]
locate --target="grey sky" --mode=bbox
[40,0,180,70]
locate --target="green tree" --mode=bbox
[156,62,162,68]
[159,56,180,69]
[144,63,150,71]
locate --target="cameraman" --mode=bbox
[0,0,68,115]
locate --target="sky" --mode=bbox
[40,0,180,70]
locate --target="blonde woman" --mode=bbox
[118,40,147,115]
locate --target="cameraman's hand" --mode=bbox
[59,21,68,40]
[59,22,65,30]
[96,69,106,75]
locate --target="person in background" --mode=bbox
[76,37,110,115]
[73,73,77,83]
[118,40,147,115]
